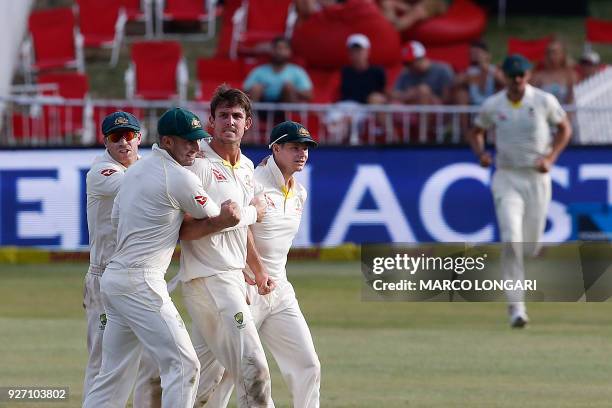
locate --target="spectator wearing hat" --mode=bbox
[243,36,313,103]
[339,33,387,104]
[576,50,604,82]
[393,40,454,105]
[531,39,578,104]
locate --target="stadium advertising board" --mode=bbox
[0,147,610,249]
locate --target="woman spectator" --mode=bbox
[531,39,578,104]
[453,41,505,106]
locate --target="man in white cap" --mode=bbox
[340,33,387,104]
[83,107,242,408]
[393,40,454,104]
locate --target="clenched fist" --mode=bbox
[219,199,240,228]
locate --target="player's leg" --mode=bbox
[83,282,143,408]
[190,324,233,407]
[82,272,106,402]
[126,271,200,408]
[183,272,274,408]
[492,170,528,325]
[133,350,162,408]
[523,172,552,252]
[258,284,320,408]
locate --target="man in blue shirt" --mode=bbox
[244,37,313,103]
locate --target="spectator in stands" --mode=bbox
[340,34,387,104]
[392,41,454,105]
[243,37,313,103]
[380,0,447,31]
[576,50,604,82]
[531,39,578,104]
[453,41,505,106]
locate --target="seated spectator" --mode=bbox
[340,33,387,103]
[576,50,604,82]
[531,39,578,104]
[392,41,454,104]
[379,0,447,31]
[243,37,313,103]
[453,41,505,105]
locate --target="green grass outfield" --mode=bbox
[1,261,612,407]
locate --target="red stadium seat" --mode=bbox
[156,0,218,38]
[38,73,90,138]
[24,7,84,82]
[75,0,127,66]
[507,36,552,64]
[585,18,612,44]
[196,57,246,101]
[402,0,486,45]
[126,41,187,100]
[306,69,341,104]
[230,0,293,58]
[119,0,154,37]
[426,42,470,72]
[215,0,242,57]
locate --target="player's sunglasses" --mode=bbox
[106,131,139,143]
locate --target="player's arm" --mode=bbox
[536,115,572,173]
[467,126,492,167]
[245,227,275,295]
[179,200,241,240]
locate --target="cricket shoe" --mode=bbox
[508,305,529,329]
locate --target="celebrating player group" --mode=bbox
[82,85,320,407]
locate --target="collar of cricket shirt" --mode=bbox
[152,143,183,166]
[268,155,295,199]
[201,140,242,170]
[102,149,128,170]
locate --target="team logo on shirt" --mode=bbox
[194,195,208,206]
[497,113,507,121]
[264,193,276,209]
[234,312,246,329]
[99,313,107,330]
[212,168,228,182]
[100,168,117,177]
[243,174,253,189]
[294,199,303,214]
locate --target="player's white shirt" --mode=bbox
[474,84,566,169]
[250,156,307,283]
[86,150,127,271]
[108,144,219,275]
[179,142,258,281]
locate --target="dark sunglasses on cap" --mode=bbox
[106,130,139,143]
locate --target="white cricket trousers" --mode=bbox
[83,267,199,408]
[182,271,273,408]
[192,279,320,408]
[492,168,551,310]
[82,266,163,408]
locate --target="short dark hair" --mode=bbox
[272,36,290,48]
[210,84,253,119]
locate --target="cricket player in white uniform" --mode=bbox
[194,121,321,407]
[178,86,276,407]
[468,54,571,328]
[83,107,242,408]
[84,111,166,408]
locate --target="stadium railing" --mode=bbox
[0,95,609,146]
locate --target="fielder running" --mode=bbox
[178,86,276,407]
[83,107,241,408]
[468,54,571,328]
[84,111,164,407]
[193,121,321,407]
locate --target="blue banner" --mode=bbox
[0,147,610,249]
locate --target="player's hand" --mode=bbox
[243,269,256,286]
[219,199,240,228]
[257,273,276,296]
[535,156,552,173]
[250,194,267,222]
[478,152,492,167]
